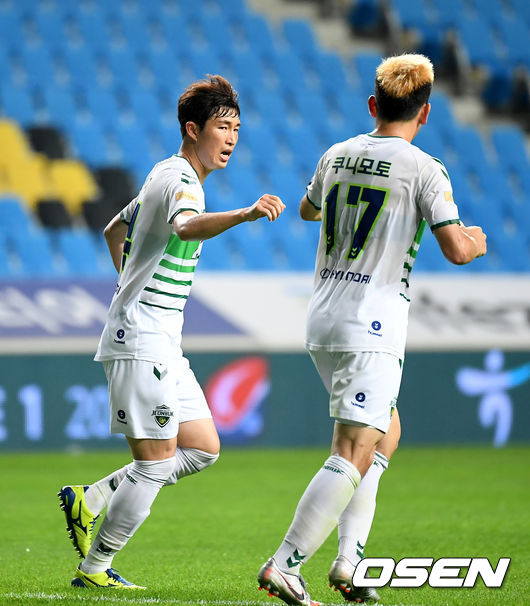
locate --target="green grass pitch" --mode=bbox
[0,446,527,606]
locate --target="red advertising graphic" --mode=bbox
[204,356,270,441]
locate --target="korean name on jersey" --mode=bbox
[305,134,460,358]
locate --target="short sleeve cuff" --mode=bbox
[430,218,460,231]
[306,192,321,210]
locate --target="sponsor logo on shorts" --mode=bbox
[352,392,366,409]
[368,320,382,337]
[151,404,174,427]
[117,409,127,424]
[114,328,125,344]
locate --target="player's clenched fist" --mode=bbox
[462,225,487,258]
[244,194,286,222]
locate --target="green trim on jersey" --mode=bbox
[366,134,405,140]
[174,154,201,182]
[143,286,188,299]
[431,218,460,231]
[431,157,450,182]
[164,233,200,261]
[139,300,183,312]
[168,207,199,225]
[152,273,192,287]
[305,192,321,210]
[159,258,196,273]
[400,218,427,300]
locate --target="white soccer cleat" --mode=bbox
[328,556,380,603]
[258,557,320,606]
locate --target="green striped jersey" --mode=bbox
[305,134,459,358]
[95,155,204,364]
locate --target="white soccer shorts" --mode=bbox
[103,356,212,439]
[308,350,402,433]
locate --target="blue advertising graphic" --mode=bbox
[0,280,244,339]
[456,349,530,447]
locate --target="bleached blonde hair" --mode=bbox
[376,54,434,98]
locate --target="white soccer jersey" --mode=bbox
[305,134,460,358]
[95,155,204,365]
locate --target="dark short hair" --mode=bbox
[374,80,432,122]
[178,74,240,138]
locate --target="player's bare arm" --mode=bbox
[103,213,129,271]
[433,222,487,265]
[174,194,285,241]
[300,194,322,221]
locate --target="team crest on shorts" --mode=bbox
[151,404,174,428]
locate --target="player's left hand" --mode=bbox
[244,194,286,222]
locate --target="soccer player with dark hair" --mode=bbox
[258,54,486,605]
[58,74,285,589]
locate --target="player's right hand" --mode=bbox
[463,225,487,257]
[244,194,285,222]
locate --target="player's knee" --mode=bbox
[130,457,176,486]
[165,447,219,485]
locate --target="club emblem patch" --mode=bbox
[151,404,174,428]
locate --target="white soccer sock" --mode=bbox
[338,451,388,566]
[85,467,127,516]
[84,448,219,515]
[80,457,175,574]
[273,454,361,575]
[165,447,219,484]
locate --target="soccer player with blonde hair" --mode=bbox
[258,54,486,605]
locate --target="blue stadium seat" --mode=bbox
[228,222,278,271]
[17,45,56,89]
[448,126,492,172]
[0,85,35,126]
[0,12,24,49]
[237,123,281,169]
[496,15,530,70]
[70,118,110,167]
[231,50,267,91]
[59,47,100,88]
[73,10,111,52]
[11,229,60,278]
[0,232,13,277]
[280,223,319,271]
[41,87,79,130]
[0,197,34,235]
[430,0,472,29]
[283,19,319,63]
[198,234,234,270]
[241,15,277,58]
[312,52,350,96]
[32,9,66,43]
[103,47,142,88]
[55,228,106,277]
[414,229,449,272]
[490,125,529,177]
[80,87,121,126]
[291,89,330,125]
[353,52,383,98]
[413,127,449,164]
[487,230,530,272]
[389,0,431,33]
[509,0,530,28]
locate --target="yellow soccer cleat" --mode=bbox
[58,485,98,558]
[71,566,146,589]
